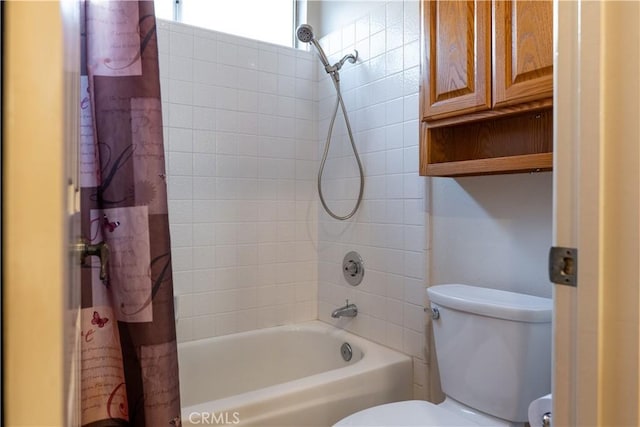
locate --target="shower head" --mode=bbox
[296,24,331,68]
[296,24,314,43]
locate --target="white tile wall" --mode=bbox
[158,0,552,404]
[158,20,319,342]
[160,1,431,399]
[315,1,429,399]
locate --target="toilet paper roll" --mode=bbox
[528,394,552,427]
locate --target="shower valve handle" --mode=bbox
[344,260,360,276]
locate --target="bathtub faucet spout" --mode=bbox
[331,300,358,318]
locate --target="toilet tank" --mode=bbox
[427,284,552,423]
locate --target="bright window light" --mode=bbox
[154,0,295,47]
[154,0,174,21]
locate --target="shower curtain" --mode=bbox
[79,1,181,425]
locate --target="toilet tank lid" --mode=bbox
[427,284,552,323]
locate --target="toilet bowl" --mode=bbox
[335,400,482,426]
[333,284,553,427]
[335,398,513,426]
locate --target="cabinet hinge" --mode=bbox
[548,246,577,286]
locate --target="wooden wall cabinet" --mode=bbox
[420,0,553,177]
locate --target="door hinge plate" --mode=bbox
[549,246,577,286]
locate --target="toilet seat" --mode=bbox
[333,400,481,426]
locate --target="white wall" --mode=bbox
[306,0,381,38]
[314,0,429,399]
[311,0,553,400]
[157,20,319,342]
[430,173,553,298]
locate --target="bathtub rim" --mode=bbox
[178,320,412,416]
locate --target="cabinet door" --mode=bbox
[422,0,491,120]
[493,0,553,107]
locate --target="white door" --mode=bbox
[62,0,83,424]
[553,1,640,425]
[4,1,81,424]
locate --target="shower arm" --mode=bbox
[334,51,358,71]
[323,51,359,81]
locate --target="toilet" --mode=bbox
[334,284,552,426]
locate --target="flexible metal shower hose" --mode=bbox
[318,75,365,220]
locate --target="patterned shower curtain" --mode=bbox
[79,1,181,425]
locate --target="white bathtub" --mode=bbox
[178,321,412,426]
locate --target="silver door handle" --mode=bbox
[77,240,110,283]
